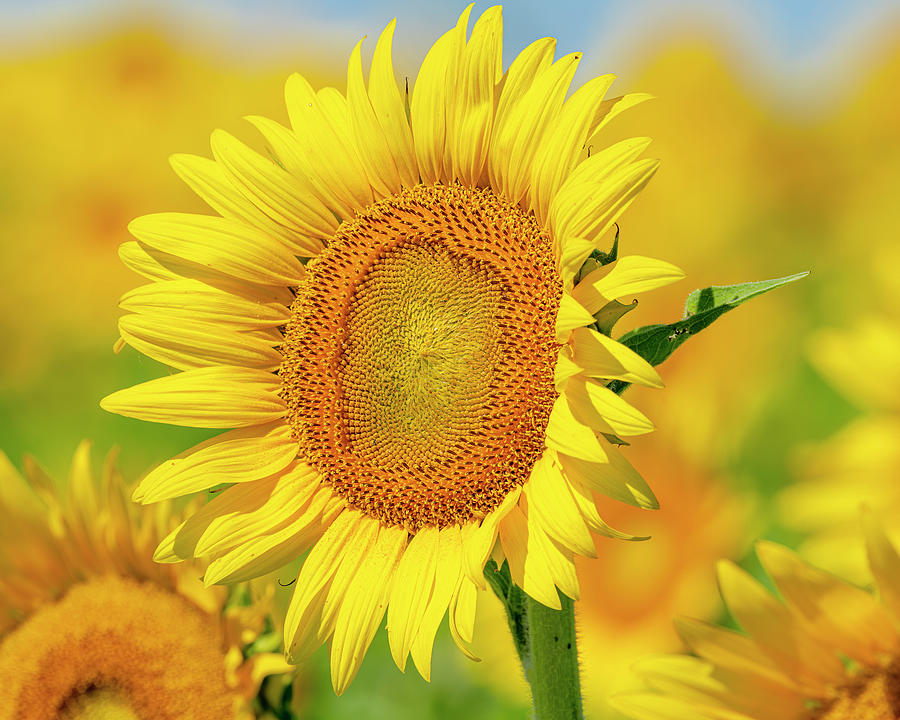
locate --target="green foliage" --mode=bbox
[606,272,809,396]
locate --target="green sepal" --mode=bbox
[593,298,638,336]
[600,432,630,447]
[574,226,619,285]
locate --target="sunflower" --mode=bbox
[0,442,288,720]
[101,6,684,694]
[611,511,900,720]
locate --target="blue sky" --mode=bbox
[2,0,898,102]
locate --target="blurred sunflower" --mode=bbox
[775,47,900,584]
[102,6,684,694]
[0,441,288,720]
[612,511,900,720]
[777,272,900,585]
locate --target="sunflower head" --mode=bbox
[0,442,288,720]
[612,509,900,720]
[102,5,684,694]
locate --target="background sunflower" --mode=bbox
[1,1,899,718]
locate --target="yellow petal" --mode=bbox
[317,514,381,645]
[555,291,596,340]
[564,470,648,540]
[118,314,282,372]
[210,129,338,244]
[561,435,658,511]
[194,464,320,558]
[450,5,502,185]
[529,73,615,222]
[609,693,742,720]
[128,212,306,287]
[570,326,664,388]
[369,19,418,187]
[499,502,557,608]
[410,6,472,184]
[862,507,900,624]
[527,515,580,601]
[552,158,660,277]
[492,37,555,139]
[674,616,796,690]
[564,376,654,436]
[410,526,463,681]
[585,92,654,146]
[244,113,352,223]
[134,421,296,503]
[462,486,521,588]
[526,452,595,556]
[347,37,402,197]
[120,279,290,329]
[571,255,686,315]
[330,524,407,694]
[284,73,373,214]
[284,510,361,661]
[492,52,580,204]
[756,540,897,665]
[0,451,45,521]
[169,152,323,257]
[544,395,608,463]
[101,366,284,428]
[716,561,844,694]
[205,487,339,585]
[387,526,439,672]
[117,240,294,306]
[449,572,478,650]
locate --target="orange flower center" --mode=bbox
[0,576,236,720]
[280,183,562,531]
[815,660,900,720]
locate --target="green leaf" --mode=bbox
[616,271,809,370]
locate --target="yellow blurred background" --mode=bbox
[1,1,898,718]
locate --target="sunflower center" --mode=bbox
[0,576,235,720]
[814,659,900,720]
[280,183,562,531]
[59,687,140,720]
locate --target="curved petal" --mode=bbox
[387,526,439,671]
[369,19,418,187]
[570,326,664,388]
[101,366,284,428]
[134,421,296,503]
[284,73,373,214]
[544,395,608,463]
[571,255,686,315]
[210,129,337,244]
[410,5,472,184]
[128,212,306,287]
[564,377,654,437]
[118,314,282,372]
[347,38,402,197]
[410,526,463,681]
[330,524,407,694]
[450,5,502,185]
[526,452,595,556]
[120,279,290,329]
[529,73,615,221]
[169,153,323,257]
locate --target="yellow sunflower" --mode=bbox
[0,441,288,719]
[101,5,684,694]
[611,511,900,720]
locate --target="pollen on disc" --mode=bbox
[280,183,563,531]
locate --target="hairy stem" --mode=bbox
[485,561,583,720]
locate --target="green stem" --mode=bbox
[485,561,584,720]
